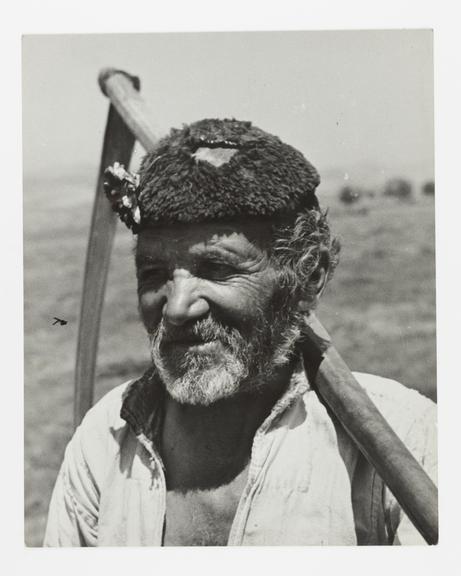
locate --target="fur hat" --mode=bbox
[104,118,320,233]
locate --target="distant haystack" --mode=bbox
[383,178,413,201]
[422,181,435,196]
[339,185,362,205]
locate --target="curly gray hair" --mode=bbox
[270,208,341,305]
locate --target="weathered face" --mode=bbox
[136,220,301,405]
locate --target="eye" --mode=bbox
[137,266,169,286]
[197,261,239,281]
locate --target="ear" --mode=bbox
[297,247,330,312]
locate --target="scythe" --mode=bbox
[75,68,438,545]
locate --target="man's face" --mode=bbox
[136,220,301,405]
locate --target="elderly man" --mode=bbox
[44,119,436,546]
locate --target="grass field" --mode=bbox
[24,173,436,546]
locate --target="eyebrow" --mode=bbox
[135,254,168,268]
[135,247,244,270]
[193,245,243,264]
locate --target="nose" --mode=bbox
[163,269,210,326]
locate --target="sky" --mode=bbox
[22,30,433,187]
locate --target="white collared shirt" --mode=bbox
[44,369,437,546]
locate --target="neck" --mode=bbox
[160,360,295,490]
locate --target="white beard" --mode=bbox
[149,309,302,406]
[151,338,250,406]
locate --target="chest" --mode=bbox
[98,414,370,546]
[162,467,249,546]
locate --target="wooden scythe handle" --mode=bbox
[74,70,143,426]
[76,68,438,544]
[98,68,159,152]
[300,314,438,544]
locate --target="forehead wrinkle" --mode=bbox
[188,230,271,265]
[136,234,243,268]
[189,244,244,266]
[137,221,273,260]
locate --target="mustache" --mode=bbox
[150,315,242,346]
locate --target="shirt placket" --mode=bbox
[226,430,271,545]
[227,368,309,545]
[130,400,168,546]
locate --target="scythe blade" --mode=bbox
[74,74,139,427]
[75,69,160,427]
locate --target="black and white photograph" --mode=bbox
[23,29,438,549]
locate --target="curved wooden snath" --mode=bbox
[75,68,438,544]
[74,70,157,426]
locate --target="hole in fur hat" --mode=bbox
[192,147,238,167]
